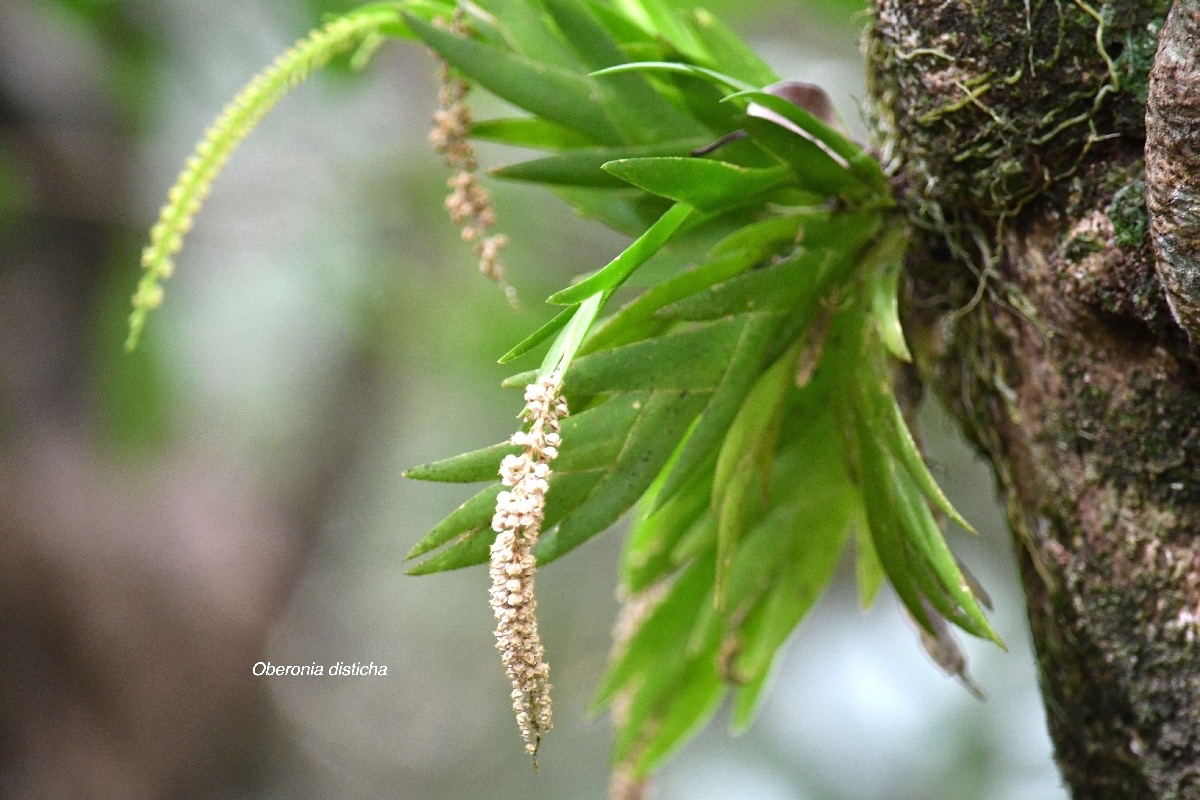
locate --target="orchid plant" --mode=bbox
[128,0,1000,784]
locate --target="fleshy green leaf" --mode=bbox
[633,657,724,774]
[470,116,599,150]
[565,316,748,394]
[686,8,779,87]
[498,305,575,364]
[407,394,645,571]
[727,89,889,192]
[878,387,976,534]
[852,409,936,634]
[621,451,715,592]
[657,249,830,322]
[796,207,883,252]
[544,0,704,143]
[492,140,711,187]
[711,341,799,608]
[602,157,791,212]
[553,186,673,237]
[586,0,660,48]
[541,290,605,376]
[729,498,852,730]
[892,468,1002,645]
[592,61,753,93]
[404,13,624,143]
[582,249,755,354]
[660,70,753,140]
[652,313,784,509]
[593,553,715,710]
[404,441,519,483]
[742,117,865,197]
[549,202,694,304]
[612,0,707,63]
[855,515,885,607]
[536,388,710,564]
[469,0,583,70]
[706,212,811,261]
[868,228,913,362]
[405,484,503,561]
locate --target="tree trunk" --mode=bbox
[867,1,1200,797]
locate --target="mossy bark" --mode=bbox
[868,1,1200,797]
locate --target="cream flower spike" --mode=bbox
[488,371,568,765]
[429,11,515,306]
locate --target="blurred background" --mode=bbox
[0,0,1068,797]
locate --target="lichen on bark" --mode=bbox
[868,1,1200,796]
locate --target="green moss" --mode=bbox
[1115,18,1165,106]
[869,0,1171,244]
[1067,356,1200,506]
[1064,234,1107,263]
[1108,179,1149,248]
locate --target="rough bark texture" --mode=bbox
[1146,1,1200,344]
[869,2,1200,797]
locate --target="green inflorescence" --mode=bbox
[125,4,406,350]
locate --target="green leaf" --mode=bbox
[565,316,748,394]
[795,207,883,252]
[613,0,708,63]
[582,249,755,354]
[855,514,885,607]
[552,394,644,472]
[706,212,811,261]
[592,61,754,93]
[711,341,799,608]
[404,13,624,143]
[585,0,660,48]
[403,441,519,483]
[492,140,711,187]
[730,499,852,730]
[868,227,913,362]
[686,8,779,87]
[498,305,575,364]
[602,157,792,212]
[879,387,976,534]
[727,89,889,192]
[652,313,783,509]
[405,483,503,561]
[849,397,936,634]
[660,71,752,139]
[892,468,1002,645]
[742,117,866,197]
[405,524,494,575]
[633,657,724,774]
[470,116,599,150]
[469,0,583,71]
[593,551,715,710]
[542,468,607,528]
[621,452,715,592]
[536,388,710,564]
[657,249,830,322]
[541,290,605,376]
[553,186,673,237]
[407,394,644,571]
[544,0,704,143]
[549,202,694,304]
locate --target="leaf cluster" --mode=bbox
[127,0,1001,777]
[397,0,1000,772]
